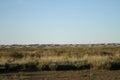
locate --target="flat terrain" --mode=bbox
[1,70,120,80]
[0,45,120,80]
[1,45,120,72]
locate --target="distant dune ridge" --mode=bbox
[0,43,120,48]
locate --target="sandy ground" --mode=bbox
[0,70,120,80]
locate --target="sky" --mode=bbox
[0,0,120,44]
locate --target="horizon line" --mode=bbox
[0,43,120,45]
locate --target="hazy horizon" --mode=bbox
[0,0,120,44]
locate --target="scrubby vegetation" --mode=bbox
[0,46,120,72]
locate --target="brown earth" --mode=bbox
[0,70,120,80]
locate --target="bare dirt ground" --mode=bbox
[0,70,120,80]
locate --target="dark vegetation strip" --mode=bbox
[0,62,91,73]
[1,60,120,73]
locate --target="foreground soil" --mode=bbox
[0,70,120,80]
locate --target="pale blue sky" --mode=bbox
[0,0,120,44]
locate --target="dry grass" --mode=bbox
[0,46,120,72]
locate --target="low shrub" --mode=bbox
[109,58,120,70]
[37,62,49,71]
[75,61,90,70]
[49,63,57,70]
[21,62,38,71]
[9,52,24,58]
